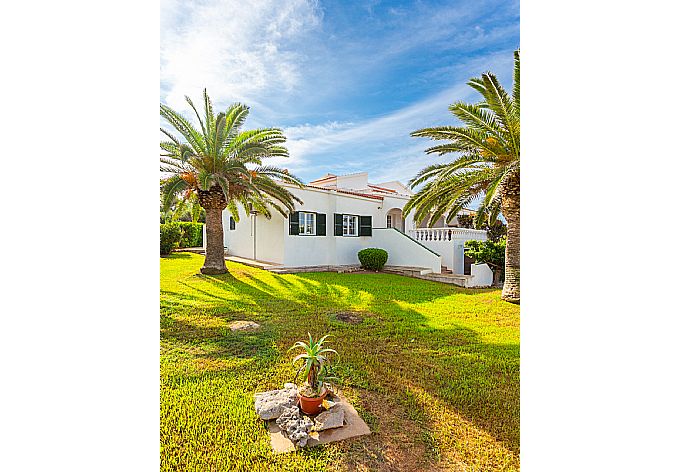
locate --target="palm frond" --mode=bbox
[160,175,189,212]
[185,95,207,136]
[160,104,207,155]
[160,91,301,222]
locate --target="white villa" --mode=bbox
[213,172,491,285]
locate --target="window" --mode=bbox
[299,212,316,235]
[343,214,358,236]
[386,214,392,228]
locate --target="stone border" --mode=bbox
[266,395,371,453]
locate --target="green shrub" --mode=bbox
[464,238,505,270]
[176,222,204,248]
[160,223,182,255]
[464,238,506,284]
[358,248,388,271]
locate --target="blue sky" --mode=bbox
[161,0,519,185]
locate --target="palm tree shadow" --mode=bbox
[162,266,519,456]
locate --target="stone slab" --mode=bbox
[267,395,371,453]
[229,320,260,331]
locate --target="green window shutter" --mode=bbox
[334,213,343,236]
[316,213,326,236]
[289,212,300,235]
[359,215,372,236]
[229,217,236,230]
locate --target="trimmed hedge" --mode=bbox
[176,222,204,248]
[358,248,388,271]
[160,223,182,255]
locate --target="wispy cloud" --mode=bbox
[160,0,322,112]
[280,50,515,183]
[160,0,519,188]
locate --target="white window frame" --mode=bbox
[386,214,392,228]
[342,214,358,236]
[299,212,316,236]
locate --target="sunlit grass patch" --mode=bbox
[161,253,519,471]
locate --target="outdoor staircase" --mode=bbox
[441,265,452,274]
[382,266,470,287]
[381,266,433,277]
[417,272,471,287]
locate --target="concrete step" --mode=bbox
[383,265,471,287]
[225,256,280,270]
[382,266,433,277]
[417,273,470,287]
[266,265,361,274]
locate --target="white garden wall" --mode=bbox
[466,263,493,287]
[370,228,442,273]
[407,228,488,274]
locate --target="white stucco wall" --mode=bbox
[335,172,369,190]
[282,185,384,267]
[406,229,488,274]
[466,263,493,287]
[221,184,449,270]
[380,194,415,232]
[223,210,285,264]
[411,238,460,272]
[255,215,286,263]
[370,228,442,273]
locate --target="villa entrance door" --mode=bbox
[386,208,405,232]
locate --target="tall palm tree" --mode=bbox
[160,90,303,274]
[403,50,520,303]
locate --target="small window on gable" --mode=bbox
[299,212,316,235]
[343,214,358,236]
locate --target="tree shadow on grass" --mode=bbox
[161,264,520,465]
[325,304,520,456]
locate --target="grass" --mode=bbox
[161,253,520,471]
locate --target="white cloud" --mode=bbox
[159,1,517,188]
[160,0,322,111]
[281,50,514,183]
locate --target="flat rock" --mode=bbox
[276,405,313,447]
[253,383,298,420]
[229,320,260,331]
[267,395,371,453]
[313,406,345,431]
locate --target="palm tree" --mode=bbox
[160,90,303,274]
[403,50,520,303]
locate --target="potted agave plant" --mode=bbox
[289,333,339,415]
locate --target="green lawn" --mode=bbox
[161,253,520,471]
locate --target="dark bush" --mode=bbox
[358,248,388,271]
[160,223,182,255]
[176,222,204,248]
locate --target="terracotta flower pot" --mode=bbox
[298,390,328,415]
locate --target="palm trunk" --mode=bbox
[501,174,520,303]
[198,186,228,275]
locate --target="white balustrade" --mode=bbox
[409,227,488,242]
